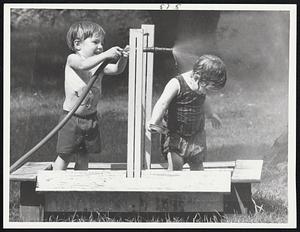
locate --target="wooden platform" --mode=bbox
[36,170,232,192]
[9,161,236,181]
[10,160,263,221]
[10,162,52,181]
[231,160,263,183]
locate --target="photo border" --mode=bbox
[3,3,297,229]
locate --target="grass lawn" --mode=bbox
[8,80,289,223]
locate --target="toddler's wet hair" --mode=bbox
[193,54,227,89]
[66,21,105,52]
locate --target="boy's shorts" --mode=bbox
[56,111,101,159]
[161,130,207,164]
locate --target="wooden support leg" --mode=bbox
[224,183,254,214]
[19,181,44,222]
[233,185,247,214]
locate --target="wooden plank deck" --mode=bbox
[10,162,52,181]
[10,160,262,184]
[231,160,263,183]
[66,161,236,170]
[10,160,263,216]
[36,170,231,193]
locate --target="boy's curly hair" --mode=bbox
[66,21,106,52]
[193,54,227,89]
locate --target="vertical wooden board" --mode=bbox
[20,205,44,222]
[141,25,147,169]
[142,24,155,170]
[19,181,44,222]
[224,183,253,214]
[127,29,137,178]
[45,192,224,213]
[134,29,144,178]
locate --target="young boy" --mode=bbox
[53,21,129,170]
[148,54,226,171]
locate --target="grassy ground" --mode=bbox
[9,79,288,223]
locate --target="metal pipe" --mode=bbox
[143,47,173,53]
[10,59,112,173]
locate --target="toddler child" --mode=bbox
[53,21,129,170]
[148,54,226,170]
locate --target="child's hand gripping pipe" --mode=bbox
[148,123,169,134]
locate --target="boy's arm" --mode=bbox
[67,46,123,71]
[148,78,179,126]
[104,45,130,75]
[104,56,128,75]
[204,99,222,129]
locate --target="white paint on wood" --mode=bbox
[10,162,52,181]
[231,160,263,183]
[235,159,263,169]
[203,161,236,168]
[36,170,231,193]
[142,24,155,170]
[134,29,144,178]
[66,162,235,170]
[127,29,138,178]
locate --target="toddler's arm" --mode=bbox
[67,46,123,71]
[148,78,179,127]
[104,45,130,75]
[204,100,222,129]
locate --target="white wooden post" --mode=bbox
[127,29,144,178]
[127,29,137,178]
[134,29,144,178]
[141,24,154,170]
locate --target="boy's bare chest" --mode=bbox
[77,70,94,84]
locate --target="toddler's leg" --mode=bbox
[167,152,184,170]
[53,154,72,170]
[189,160,204,170]
[74,151,89,170]
[189,153,205,171]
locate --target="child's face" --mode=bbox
[77,35,104,58]
[193,73,219,94]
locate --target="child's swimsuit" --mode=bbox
[162,74,207,163]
